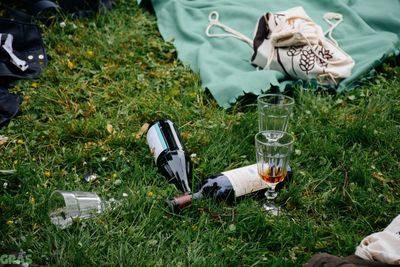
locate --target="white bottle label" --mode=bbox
[222,164,268,197]
[146,122,168,162]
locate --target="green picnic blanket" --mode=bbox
[138,0,400,108]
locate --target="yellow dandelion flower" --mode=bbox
[86,50,95,58]
[44,171,51,177]
[6,220,13,225]
[17,139,24,144]
[31,82,39,88]
[147,191,154,198]
[67,59,76,70]
[29,195,35,205]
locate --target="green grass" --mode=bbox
[1,1,400,266]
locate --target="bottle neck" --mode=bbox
[192,191,203,200]
[167,191,202,212]
[169,150,192,193]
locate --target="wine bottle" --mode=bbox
[166,164,292,212]
[146,119,192,193]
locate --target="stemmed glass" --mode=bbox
[48,191,119,229]
[255,131,294,215]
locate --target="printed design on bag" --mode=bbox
[287,46,302,75]
[289,45,334,76]
[317,47,333,69]
[299,46,315,75]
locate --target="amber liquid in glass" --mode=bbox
[260,167,286,184]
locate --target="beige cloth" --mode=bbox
[355,215,400,265]
[251,6,355,85]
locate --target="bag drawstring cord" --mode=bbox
[323,12,343,47]
[205,11,253,46]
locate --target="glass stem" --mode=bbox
[262,185,280,215]
[101,198,121,212]
[265,185,277,200]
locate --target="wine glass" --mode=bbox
[255,131,294,215]
[257,94,294,141]
[48,191,119,229]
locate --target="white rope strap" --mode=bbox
[205,11,253,46]
[323,12,343,46]
[1,33,29,71]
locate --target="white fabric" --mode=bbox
[355,215,400,265]
[251,6,354,85]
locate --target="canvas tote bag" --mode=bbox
[206,6,355,86]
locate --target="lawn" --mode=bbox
[0,1,399,266]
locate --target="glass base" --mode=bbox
[262,202,280,216]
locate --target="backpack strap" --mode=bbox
[4,0,113,22]
[6,0,59,22]
[30,0,59,14]
[0,34,29,71]
[59,0,114,18]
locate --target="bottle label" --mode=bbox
[222,164,267,197]
[146,122,168,161]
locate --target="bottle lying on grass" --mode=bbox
[147,119,193,194]
[166,164,292,212]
